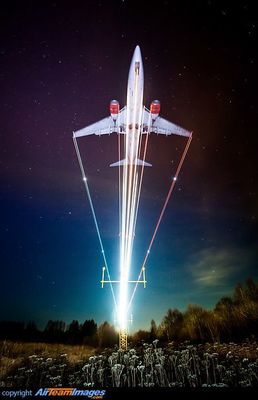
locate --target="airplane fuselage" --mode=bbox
[126,46,144,164]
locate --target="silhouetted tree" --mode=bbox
[150,319,157,341]
[98,322,118,348]
[81,319,98,346]
[44,320,66,343]
[1,278,257,345]
[24,321,39,342]
[234,283,245,305]
[0,321,25,341]
[245,277,258,301]
[132,329,150,345]
[161,308,183,341]
[181,305,207,341]
[66,320,80,344]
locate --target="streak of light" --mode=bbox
[132,112,151,243]
[127,133,193,310]
[118,71,145,331]
[118,119,122,238]
[73,136,117,312]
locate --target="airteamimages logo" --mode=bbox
[34,388,106,398]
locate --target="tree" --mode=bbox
[66,320,80,344]
[132,329,150,344]
[150,319,157,341]
[25,321,39,342]
[98,322,118,348]
[161,309,183,341]
[0,321,26,341]
[44,320,66,343]
[215,296,234,313]
[245,277,258,301]
[214,296,235,340]
[234,283,245,304]
[182,305,206,341]
[81,319,98,346]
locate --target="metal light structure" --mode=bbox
[73,46,192,350]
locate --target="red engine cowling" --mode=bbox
[110,100,120,120]
[150,100,160,119]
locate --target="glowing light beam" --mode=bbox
[73,136,117,312]
[127,133,193,311]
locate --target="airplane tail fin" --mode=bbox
[110,158,152,167]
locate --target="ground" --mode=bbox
[1,340,258,388]
[0,341,95,382]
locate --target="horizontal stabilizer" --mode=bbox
[110,158,127,167]
[110,158,152,167]
[135,158,152,167]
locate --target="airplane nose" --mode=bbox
[133,45,142,62]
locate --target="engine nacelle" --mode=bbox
[150,100,160,120]
[110,100,120,120]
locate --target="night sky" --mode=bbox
[1,0,257,332]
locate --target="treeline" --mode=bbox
[1,278,258,347]
[132,278,258,344]
[0,319,118,348]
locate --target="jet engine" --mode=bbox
[150,100,160,120]
[110,100,120,120]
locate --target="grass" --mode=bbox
[0,341,96,381]
[1,340,258,387]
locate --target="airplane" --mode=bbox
[73,45,191,166]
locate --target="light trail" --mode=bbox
[73,136,117,312]
[117,68,145,331]
[118,120,122,238]
[127,133,193,310]
[131,112,152,245]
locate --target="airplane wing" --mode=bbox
[142,107,191,137]
[73,106,127,138]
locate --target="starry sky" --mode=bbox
[1,0,257,332]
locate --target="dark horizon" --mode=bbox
[1,0,257,332]
[1,276,258,350]
[0,276,257,336]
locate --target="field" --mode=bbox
[1,340,258,388]
[0,341,95,383]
